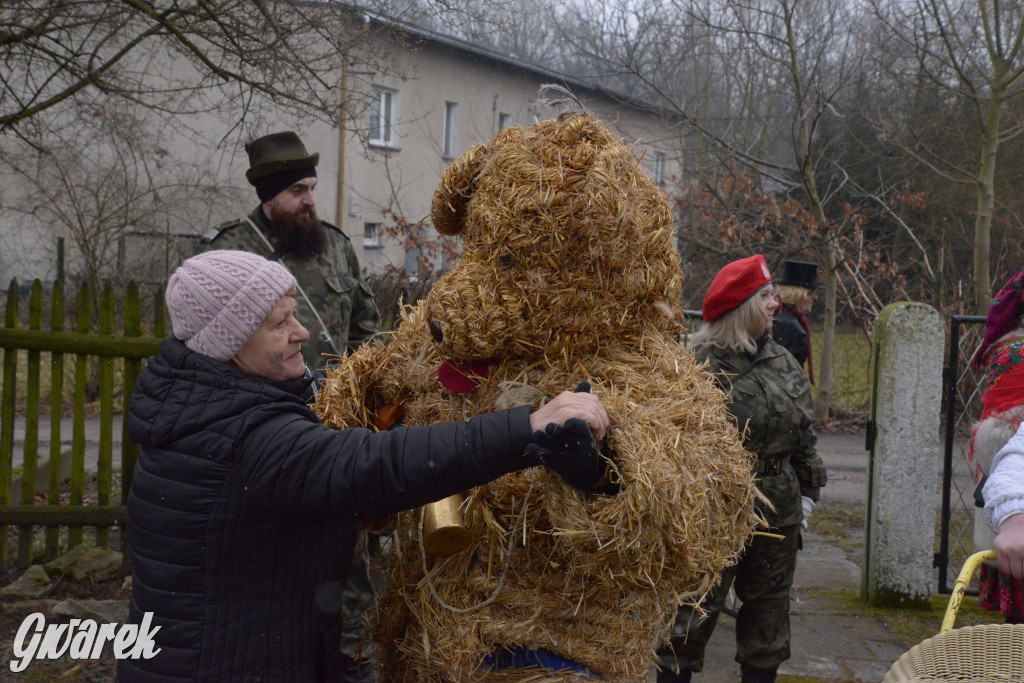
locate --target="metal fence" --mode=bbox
[937,314,987,594]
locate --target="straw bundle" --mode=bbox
[314,113,758,681]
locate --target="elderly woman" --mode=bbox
[657,255,827,683]
[971,265,1024,623]
[118,250,609,682]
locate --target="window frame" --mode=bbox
[653,151,665,185]
[363,222,382,249]
[443,101,459,159]
[369,88,398,148]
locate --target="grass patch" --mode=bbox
[826,590,1004,651]
[813,503,866,561]
[3,348,130,417]
[810,328,872,416]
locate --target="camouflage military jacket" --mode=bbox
[197,207,381,370]
[694,336,826,527]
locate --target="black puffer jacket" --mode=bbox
[119,339,535,682]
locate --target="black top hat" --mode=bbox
[777,260,823,289]
[244,132,319,185]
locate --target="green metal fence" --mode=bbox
[0,279,164,571]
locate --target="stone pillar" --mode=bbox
[863,302,943,608]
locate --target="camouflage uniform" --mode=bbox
[658,335,826,677]
[197,206,381,369]
[197,206,381,680]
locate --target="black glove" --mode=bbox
[525,382,609,492]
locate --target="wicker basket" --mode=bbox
[882,623,1024,682]
[882,551,1024,682]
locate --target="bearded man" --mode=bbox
[195,131,381,682]
[198,131,381,369]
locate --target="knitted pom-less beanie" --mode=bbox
[166,250,296,361]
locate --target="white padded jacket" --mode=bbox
[983,421,1024,532]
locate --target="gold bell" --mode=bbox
[423,494,473,556]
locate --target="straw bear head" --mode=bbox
[424,113,683,361]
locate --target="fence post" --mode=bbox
[864,302,943,608]
[154,285,167,338]
[121,283,142,567]
[46,280,64,560]
[1,279,19,568]
[17,282,43,569]
[69,282,90,549]
[97,284,114,548]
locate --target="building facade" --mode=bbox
[0,16,682,287]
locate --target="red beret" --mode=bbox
[702,255,773,322]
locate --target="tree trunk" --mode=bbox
[801,169,835,419]
[973,91,1004,315]
[816,238,837,420]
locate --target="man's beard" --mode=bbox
[268,204,327,259]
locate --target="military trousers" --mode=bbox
[657,523,801,674]
[339,532,377,682]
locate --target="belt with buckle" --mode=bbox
[754,457,787,476]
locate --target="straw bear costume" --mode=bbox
[314,113,760,681]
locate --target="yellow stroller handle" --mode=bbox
[941,550,997,633]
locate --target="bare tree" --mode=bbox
[0,100,240,301]
[864,0,1024,314]
[0,1,524,290]
[0,1,509,132]
[552,0,864,417]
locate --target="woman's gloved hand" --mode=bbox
[527,417,607,491]
[526,382,612,492]
[801,495,816,532]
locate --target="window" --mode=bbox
[405,247,420,281]
[653,151,665,185]
[364,222,381,249]
[443,102,459,158]
[369,88,397,147]
[498,112,512,131]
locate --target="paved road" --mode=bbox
[6,416,119,464]
[662,431,906,682]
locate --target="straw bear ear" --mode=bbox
[430,147,484,236]
[430,126,523,236]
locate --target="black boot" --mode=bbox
[657,668,693,683]
[740,665,777,683]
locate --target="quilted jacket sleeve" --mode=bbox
[231,404,535,521]
[983,422,1024,532]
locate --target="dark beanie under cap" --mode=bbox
[254,166,317,203]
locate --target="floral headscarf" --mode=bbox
[974,266,1024,369]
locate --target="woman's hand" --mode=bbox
[529,383,610,441]
[994,513,1024,579]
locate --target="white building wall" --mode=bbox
[341,31,680,273]
[0,22,681,287]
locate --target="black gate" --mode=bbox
[936,314,987,594]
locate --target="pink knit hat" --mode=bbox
[166,251,297,361]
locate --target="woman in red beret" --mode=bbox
[657,255,827,683]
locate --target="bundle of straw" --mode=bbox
[314,114,758,681]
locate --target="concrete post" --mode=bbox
[863,302,943,608]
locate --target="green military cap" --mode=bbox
[244,131,320,184]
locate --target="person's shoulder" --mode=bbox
[694,342,731,368]
[761,336,794,362]
[200,218,245,245]
[321,220,351,242]
[774,306,799,324]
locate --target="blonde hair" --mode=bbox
[692,287,772,354]
[777,284,814,310]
